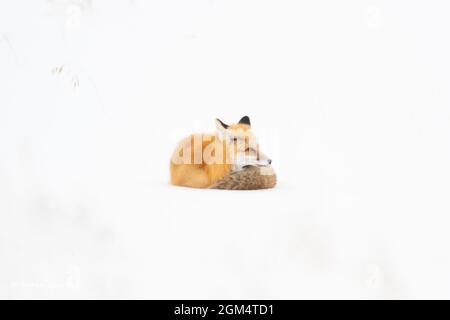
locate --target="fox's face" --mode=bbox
[215,116,272,170]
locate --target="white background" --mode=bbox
[1,0,450,299]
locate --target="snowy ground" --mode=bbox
[1,0,450,299]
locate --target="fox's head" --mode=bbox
[215,116,272,170]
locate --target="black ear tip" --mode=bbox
[216,118,229,129]
[238,116,251,125]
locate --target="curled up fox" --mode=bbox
[170,116,275,189]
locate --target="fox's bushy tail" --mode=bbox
[209,165,276,190]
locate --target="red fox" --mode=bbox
[170,116,272,188]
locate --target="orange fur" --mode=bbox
[170,117,272,189]
[170,134,232,188]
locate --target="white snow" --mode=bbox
[1,0,450,299]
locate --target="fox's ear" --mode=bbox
[238,116,251,126]
[215,118,229,131]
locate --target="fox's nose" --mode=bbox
[268,159,272,165]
